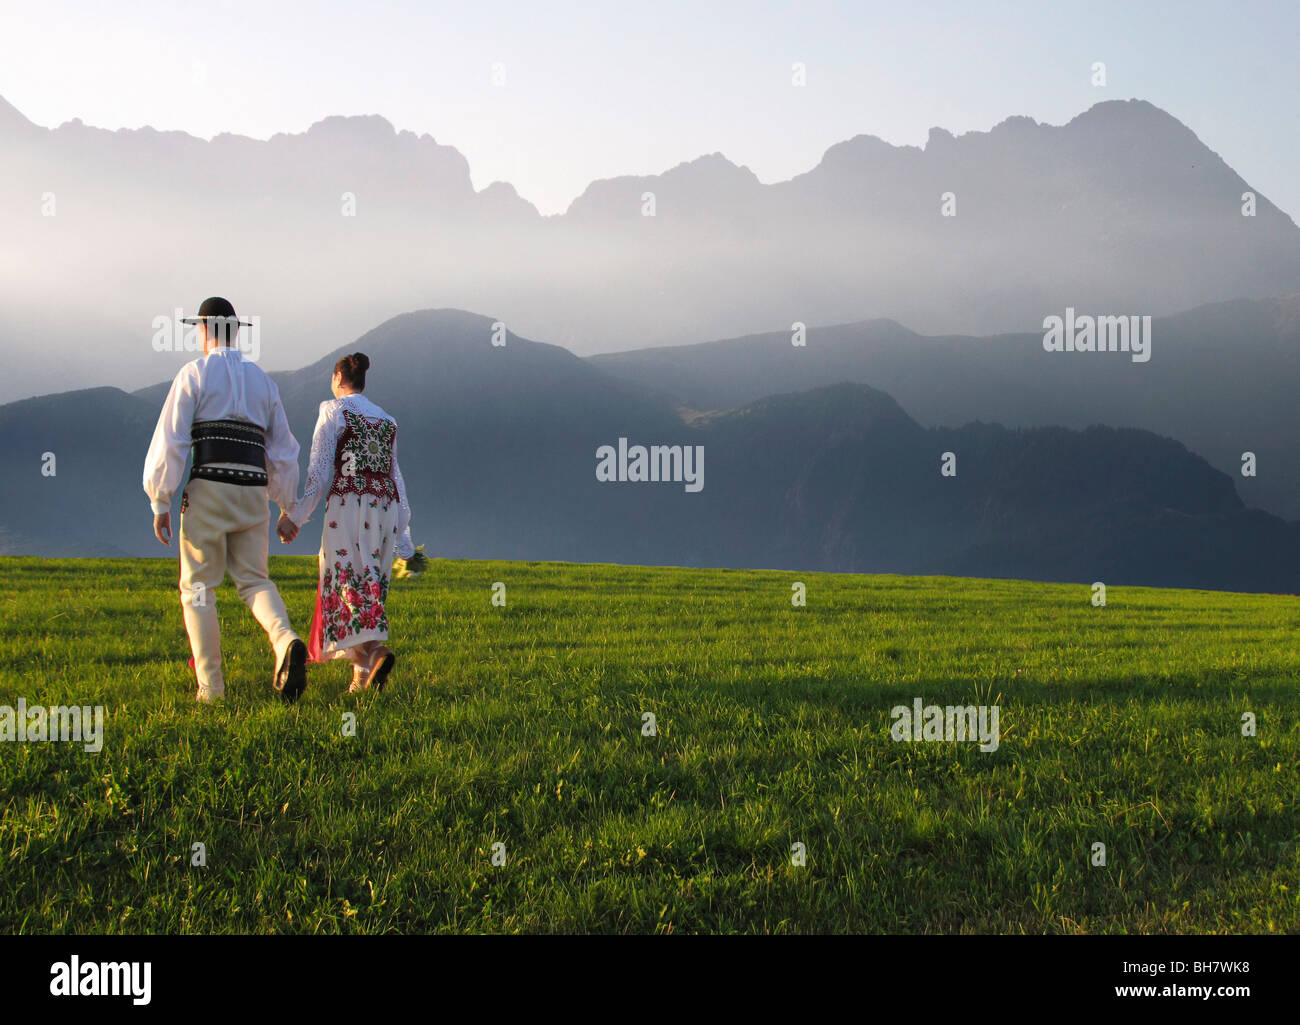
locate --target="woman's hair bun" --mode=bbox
[334,351,370,390]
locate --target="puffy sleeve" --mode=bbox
[289,401,339,526]
[392,431,415,559]
[143,365,199,514]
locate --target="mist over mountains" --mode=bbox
[3,309,1296,594]
[4,93,1296,590]
[2,95,1297,403]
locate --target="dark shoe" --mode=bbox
[365,647,395,692]
[275,639,309,703]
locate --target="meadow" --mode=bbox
[0,556,1296,933]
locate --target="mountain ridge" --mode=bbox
[587,293,1300,520]
[3,93,1298,402]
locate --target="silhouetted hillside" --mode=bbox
[590,295,1300,520]
[2,309,1293,593]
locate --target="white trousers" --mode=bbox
[178,476,299,699]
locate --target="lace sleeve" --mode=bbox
[291,401,338,526]
[392,435,415,559]
[264,381,301,513]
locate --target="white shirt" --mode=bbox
[290,393,414,559]
[143,346,300,514]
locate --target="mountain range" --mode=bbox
[2,95,1297,404]
[4,308,1296,595]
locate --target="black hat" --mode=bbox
[181,296,252,327]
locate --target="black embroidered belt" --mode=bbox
[190,465,268,486]
[190,419,267,487]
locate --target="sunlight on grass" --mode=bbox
[0,556,1297,933]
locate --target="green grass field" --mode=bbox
[0,556,1296,934]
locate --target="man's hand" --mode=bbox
[153,512,172,546]
[277,512,299,544]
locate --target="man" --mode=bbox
[143,296,309,703]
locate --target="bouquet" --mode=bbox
[393,544,428,579]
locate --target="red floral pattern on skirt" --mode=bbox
[308,489,400,662]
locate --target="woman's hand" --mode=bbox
[276,512,299,544]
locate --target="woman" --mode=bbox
[279,352,414,692]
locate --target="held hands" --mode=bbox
[277,511,299,544]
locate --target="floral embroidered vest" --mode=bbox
[329,408,399,502]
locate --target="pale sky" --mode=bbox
[0,0,1297,219]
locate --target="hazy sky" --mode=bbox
[1,0,1297,219]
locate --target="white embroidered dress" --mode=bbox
[290,394,414,662]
